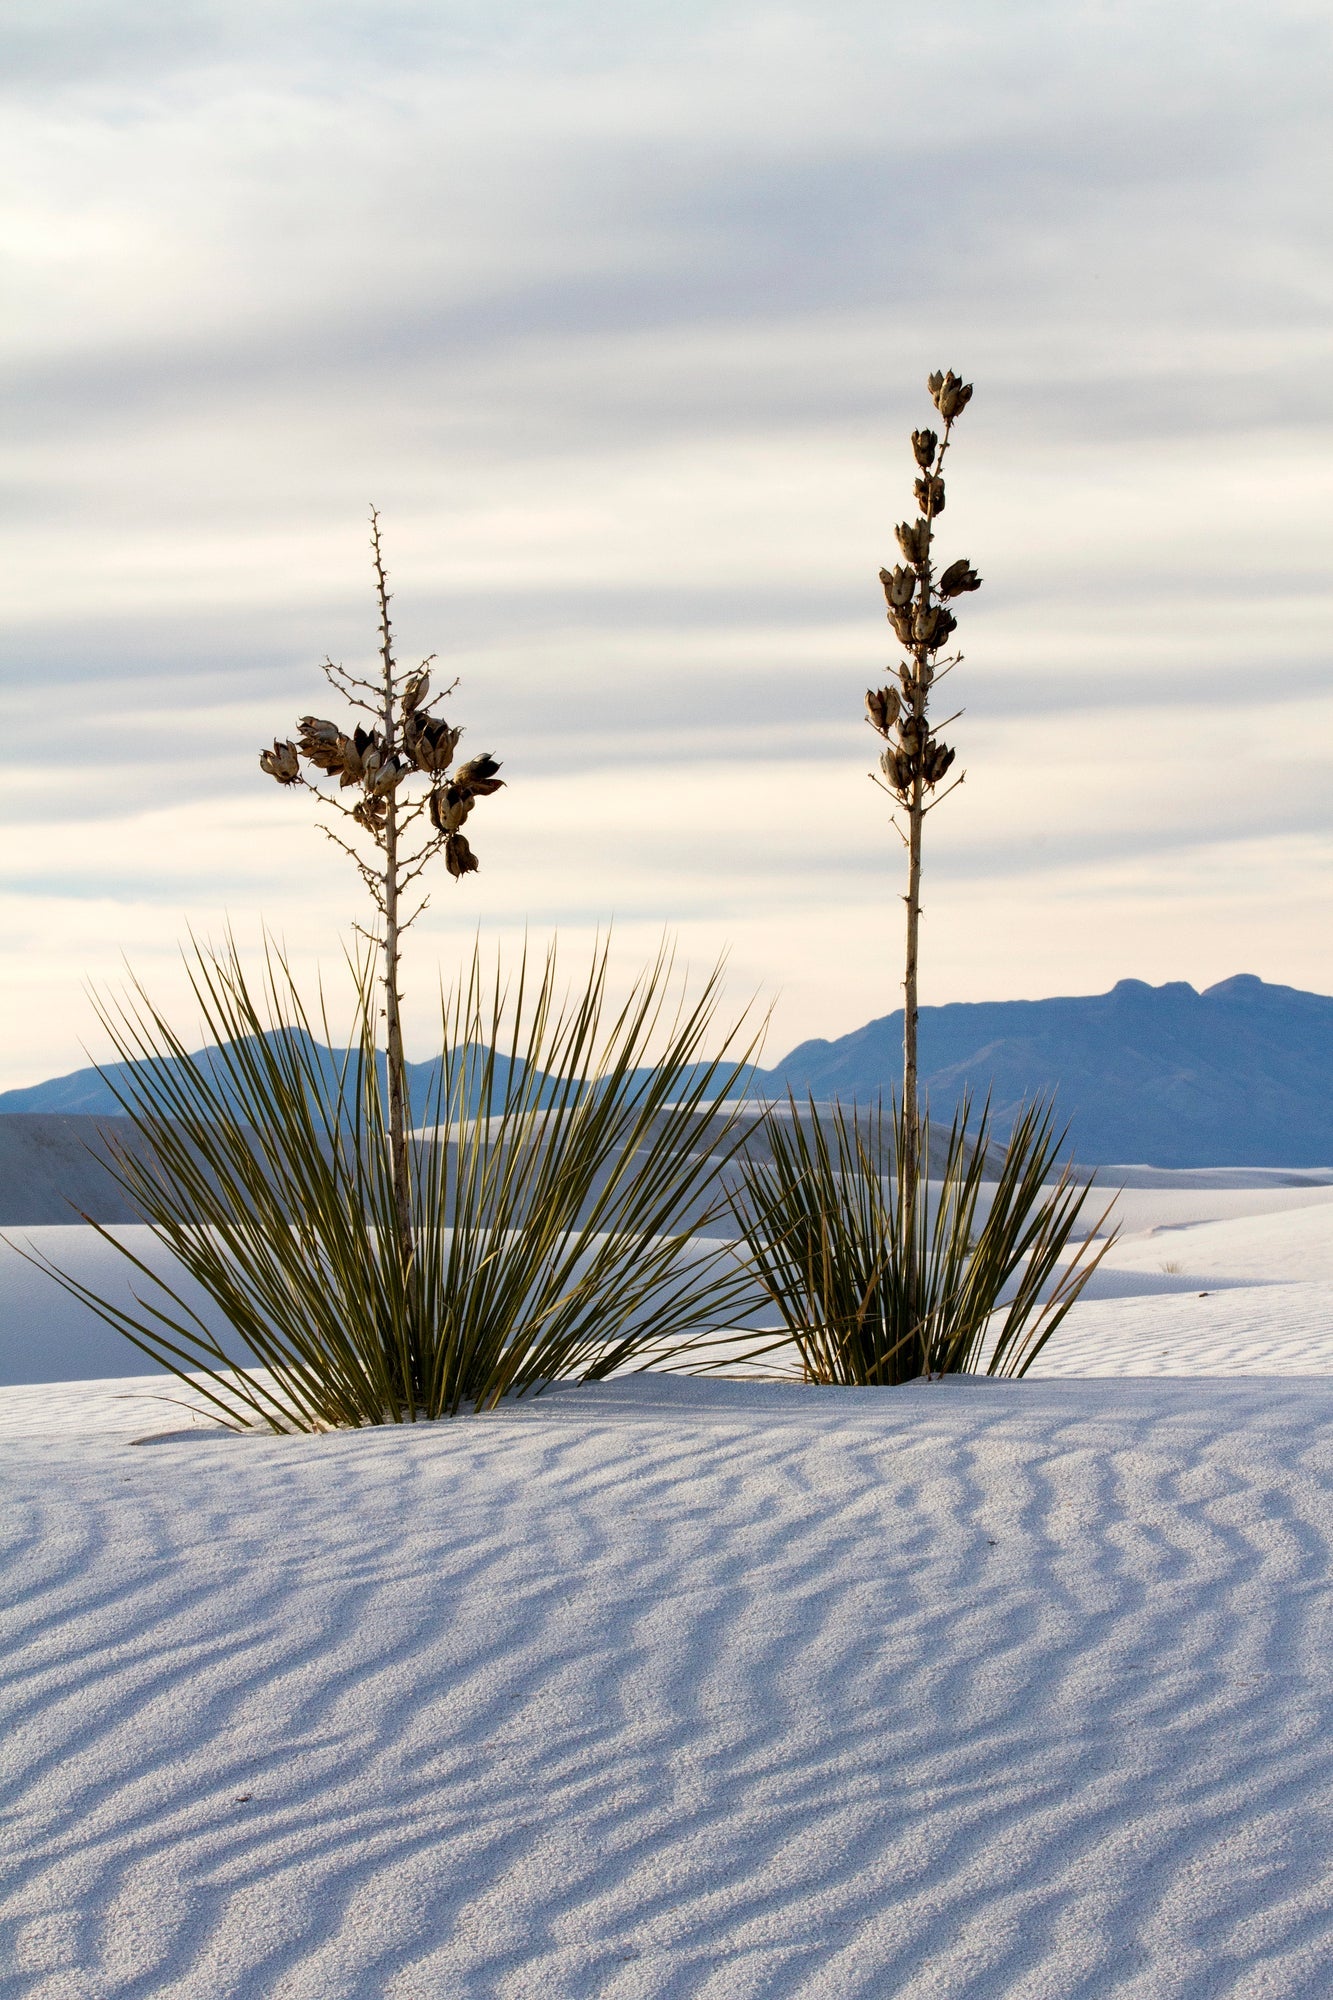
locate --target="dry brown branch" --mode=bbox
[259,507,506,1267]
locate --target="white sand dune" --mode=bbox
[4,1372,1333,1996]
[5,1175,1333,1387]
[1028,1188,1333,1376]
[4,1173,1333,1994]
[0,1227,239,1386]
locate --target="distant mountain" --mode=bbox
[0,1033,532,1123]
[768,975,1333,1168]
[4,975,1330,1168]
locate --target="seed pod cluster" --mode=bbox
[876,730,957,801]
[405,713,462,772]
[927,369,973,420]
[865,685,901,735]
[938,558,981,598]
[913,475,945,517]
[867,367,978,804]
[262,681,504,878]
[427,754,505,865]
[895,519,930,565]
[260,740,300,785]
[444,833,479,878]
[879,564,915,608]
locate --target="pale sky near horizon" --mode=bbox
[2,0,1331,1089]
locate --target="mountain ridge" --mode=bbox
[4,973,1331,1168]
[766,974,1333,1166]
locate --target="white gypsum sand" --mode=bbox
[1029,1174,1333,1377]
[3,1170,1333,1995]
[4,1373,1333,1996]
[6,1170,1333,1387]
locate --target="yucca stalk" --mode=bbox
[866,369,981,1266]
[258,511,503,1274]
[728,1094,1116,1384]
[15,935,767,1430]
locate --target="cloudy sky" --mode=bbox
[3,0,1331,1087]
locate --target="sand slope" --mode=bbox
[5,1174,1333,1387]
[4,1373,1333,1997]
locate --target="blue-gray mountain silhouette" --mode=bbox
[765,975,1333,1167]
[0,1031,531,1122]
[3,974,1331,1167]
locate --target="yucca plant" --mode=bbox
[18,934,766,1430]
[867,368,980,1211]
[728,1094,1115,1383]
[727,367,1113,1385]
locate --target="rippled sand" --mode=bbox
[5,1372,1333,1997]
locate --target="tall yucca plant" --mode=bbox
[866,369,979,1251]
[19,936,765,1430]
[729,1095,1115,1384]
[724,366,1116,1386]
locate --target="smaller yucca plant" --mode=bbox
[728,1094,1115,1384]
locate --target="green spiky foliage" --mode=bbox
[728,1094,1116,1384]
[19,936,766,1430]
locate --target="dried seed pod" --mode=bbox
[866,686,900,736]
[336,725,379,787]
[898,716,923,756]
[296,716,348,774]
[429,783,475,834]
[452,753,504,798]
[411,716,462,773]
[259,740,300,785]
[366,755,409,798]
[911,428,938,469]
[926,741,956,785]
[445,832,479,878]
[938,376,973,421]
[895,519,931,565]
[938,558,982,598]
[889,606,915,646]
[402,669,430,714]
[879,563,916,609]
[927,368,973,420]
[912,604,939,646]
[880,746,909,792]
[914,476,945,516]
[352,795,387,833]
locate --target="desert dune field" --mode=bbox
[3,1175,1333,1995]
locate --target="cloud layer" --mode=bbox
[3,0,1331,1084]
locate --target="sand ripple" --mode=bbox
[3,1375,1333,1996]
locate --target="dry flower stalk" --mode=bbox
[865,368,980,1207]
[259,509,503,1267]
